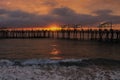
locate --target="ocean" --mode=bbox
[0,39,120,60]
[0,39,120,80]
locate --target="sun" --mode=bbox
[48,24,61,31]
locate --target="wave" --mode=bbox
[0,58,120,66]
[0,58,120,80]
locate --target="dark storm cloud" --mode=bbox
[49,7,100,25]
[50,7,120,25]
[93,10,120,24]
[94,10,113,16]
[0,9,54,27]
[51,7,76,16]
[0,9,9,14]
[0,7,120,27]
[0,9,35,18]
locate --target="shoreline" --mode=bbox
[0,58,119,80]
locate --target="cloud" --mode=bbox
[41,0,58,7]
[50,7,120,25]
[0,8,61,27]
[0,0,59,15]
[0,9,9,14]
[51,7,76,16]
[0,0,120,16]
[93,10,120,24]
[0,7,120,27]
[93,10,113,16]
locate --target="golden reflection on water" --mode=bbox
[51,48,60,55]
[50,44,62,59]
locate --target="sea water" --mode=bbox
[0,39,120,80]
[0,39,120,60]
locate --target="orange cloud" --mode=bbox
[0,0,58,14]
[0,0,120,15]
[0,0,120,27]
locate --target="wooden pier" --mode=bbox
[0,22,120,42]
[0,28,120,42]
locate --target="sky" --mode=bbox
[0,0,120,27]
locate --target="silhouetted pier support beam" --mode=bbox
[61,29,65,39]
[116,30,120,40]
[73,28,77,39]
[104,29,109,41]
[81,29,85,40]
[66,29,70,39]
[110,29,113,41]
[98,29,103,41]
[56,31,59,39]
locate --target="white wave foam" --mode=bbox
[22,58,87,65]
[0,59,13,66]
[22,59,58,65]
[0,59,119,80]
[0,59,86,66]
[0,65,119,80]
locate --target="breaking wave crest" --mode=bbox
[0,58,120,80]
[0,58,120,66]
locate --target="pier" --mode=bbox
[0,22,120,42]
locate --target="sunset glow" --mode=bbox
[0,0,120,27]
[48,25,61,31]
